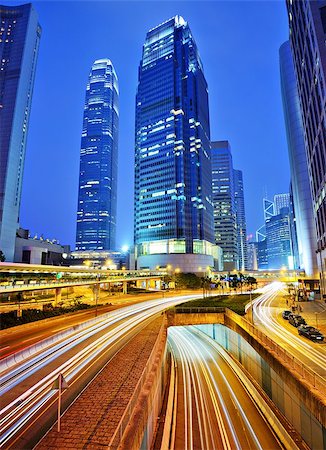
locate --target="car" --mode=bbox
[288,314,306,327]
[282,310,292,320]
[298,325,324,342]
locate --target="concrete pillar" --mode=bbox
[136,280,143,288]
[146,279,150,290]
[122,281,128,294]
[55,287,62,305]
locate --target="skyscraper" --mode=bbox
[76,59,119,252]
[134,16,217,272]
[234,169,248,271]
[286,1,326,293]
[279,40,318,277]
[273,193,290,215]
[211,141,238,271]
[265,207,293,270]
[0,4,41,261]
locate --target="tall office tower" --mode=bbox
[0,4,41,262]
[134,16,217,272]
[274,193,290,215]
[211,141,238,271]
[279,40,319,278]
[76,59,119,252]
[289,184,300,269]
[234,169,248,271]
[247,241,258,270]
[257,239,268,270]
[286,1,326,293]
[265,207,293,270]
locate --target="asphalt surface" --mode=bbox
[169,326,284,450]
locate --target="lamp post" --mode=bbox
[250,286,254,324]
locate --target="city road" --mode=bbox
[251,283,326,379]
[169,326,285,450]
[0,294,198,449]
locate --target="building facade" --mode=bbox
[211,141,238,271]
[0,4,41,261]
[134,16,218,272]
[234,169,248,271]
[265,207,293,270]
[286,0,326,294]
[273,193,290,215]
[279,40,318,277]
[76,59,119,252]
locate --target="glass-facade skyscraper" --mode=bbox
[0,3,41,262]
[279,41,318,278]
[211,141,238,271]
[134,16,217,271]
[286,1,326,294]
[265,207,293,270]
[234,169,248,271]
[76,59,119,252]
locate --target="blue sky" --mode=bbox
[18,0,290,249]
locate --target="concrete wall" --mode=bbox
[120,320,168,450]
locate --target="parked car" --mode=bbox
[282,310,292,320]
[298,325,324,342]
[288,314,306,327]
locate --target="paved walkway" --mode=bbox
[35,317,164,450]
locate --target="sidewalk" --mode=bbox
[35,316,164,450]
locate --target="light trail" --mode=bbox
[252,282,326,376]
[168,326,284,450]
[0,294,198,448]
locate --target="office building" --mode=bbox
[286,0,326,294]
[274,193,290,215]
[0,4,41,261]
[279,40,318,277]
[257,239,268,270]
[134,16,219,272]
[234,169,248,271]
[14,228,70,265]
[211,141,238,271]
[76,59,119,252]
[265,207,293,270]
[247,241,258,271]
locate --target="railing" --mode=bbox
[108,317,167,449]
[225,309,326,395]
[0,273,164,292]
[174,307,226,314]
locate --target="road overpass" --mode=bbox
[0,262,166,302]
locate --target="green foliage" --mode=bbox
[177,293,260,316]
[0,302,92,330]
[174,273,202,289]
[0,250,5,262]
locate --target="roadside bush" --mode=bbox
[0,302,92,330]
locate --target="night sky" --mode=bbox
[17,0,290,250]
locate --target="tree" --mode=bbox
[0,250,5,262]
[174,273,201,289]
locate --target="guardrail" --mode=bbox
[0,274,164,293]
[108,317,167,449]
[225,309,326,395]
[174,307,226,314]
